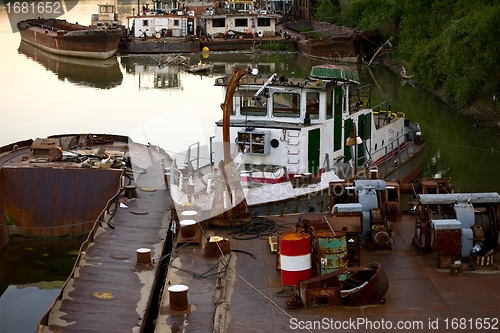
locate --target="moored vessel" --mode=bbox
[17,18,124,60]
[167,64,426,220]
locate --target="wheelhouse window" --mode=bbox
[306,91,320,120]
[236,89,267,116]
[257,18,271,27]
[143,20,148,26]
[212,19,225,27]
[272,92,300,118]
[174,20,179,26]
[235,18,248,27]
[101,6,114,13]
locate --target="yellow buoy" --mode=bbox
[202,46,209,53]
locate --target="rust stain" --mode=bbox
[2,167,121,237]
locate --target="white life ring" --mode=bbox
[257,30,263,37]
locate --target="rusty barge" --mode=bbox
[0,134,176,332]
[17,18,124,60]
[0,133,498,332]
[282,20,382,63]
[150,175,500,332]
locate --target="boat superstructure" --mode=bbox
[168,65,425,220]
[91,3,123,28]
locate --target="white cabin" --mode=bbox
[167,65,425,217]
[212,65,422,183]
[91,4,122,27]
[200,11,281,38]
[126,14,197,38]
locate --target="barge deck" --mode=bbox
[155,212,500,332]
[31,137,174,332]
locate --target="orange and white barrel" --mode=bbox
[280,233,312,286]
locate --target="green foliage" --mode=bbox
[320,0,500,111]
[294,25,327,39]
[315,0,341,22]
[439,5,500,105]
[316,0,401,36]
[408,37,444,90]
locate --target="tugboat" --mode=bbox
[168,64,426,221]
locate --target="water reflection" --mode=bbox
[120,55,183,90]
[118,53,283,91]
[1,50,500,333]
[0,237,83,333]
[18,41,123,89]
[358,64,500,193]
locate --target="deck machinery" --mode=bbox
[412,192,500,268]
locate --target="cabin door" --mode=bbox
[333,87,343,151]
[187,17,195,35]
[308,128,320,175]
[357,113,371,165]
[344,119,353,163]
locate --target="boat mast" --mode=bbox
[210,67,253,225]
[220,67,252,176]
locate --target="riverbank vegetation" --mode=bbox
[315,0,500,123]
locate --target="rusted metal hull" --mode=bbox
[17,19,124,60]
[34,140,173,333]
[248,189,329,216]
[377,143,425,183]
[118,38,200,54]
[297,38,361,61]
[1,166,122,237]
[0,134,139,253]
[284,20,380,61]
[245,144,424,217]
[200,38,296,52]
[299,261,389,308]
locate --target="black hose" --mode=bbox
[229,213,279,240]
[231,249,256,259]
[105,192,121,229]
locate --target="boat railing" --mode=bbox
[369,127,418,175]
[184,141,200,173]
[25,20,63,33]
[372,102,406,128]
[209,136,215,166]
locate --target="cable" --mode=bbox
[230,249,256,259]
[217,247,314,333]
[425,139,499,154]
[228,214,280,240]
